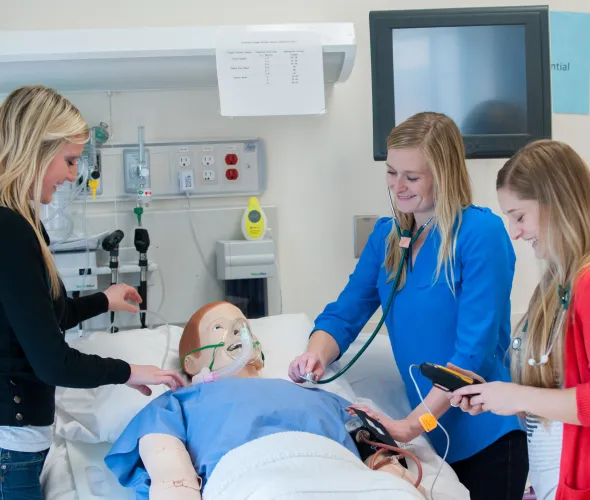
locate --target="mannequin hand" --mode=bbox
[446,363,486,415]
[127,365,186,396]
[346,405,419,443]
[288,352,325,383]
[104,284,142,313]
[346,404,383,422]
[452,381,525,416]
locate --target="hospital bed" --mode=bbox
[40,313,470,499]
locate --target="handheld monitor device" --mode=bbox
[419,363,481,392]
[345,407,407,468]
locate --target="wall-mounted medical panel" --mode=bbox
[90,138,266,201]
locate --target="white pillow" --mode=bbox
[55,325,182,443]
[56,312,356,444]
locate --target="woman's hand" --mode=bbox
[446,363,487,415]
[103,283,142,313]
[288,352,325,384]
[346,405,419,443]
[451,381,526,417]
[127,365,186,396]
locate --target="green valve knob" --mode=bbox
[134,206,144,225]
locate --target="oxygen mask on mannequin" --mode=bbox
[188,317,264,384]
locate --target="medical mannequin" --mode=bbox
[138,302,263,499]
[107,302,426,499]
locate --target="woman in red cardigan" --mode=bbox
[450,139,590,499]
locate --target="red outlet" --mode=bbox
[225,153,238,165]
[225,168,239,180]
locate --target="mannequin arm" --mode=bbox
[139,433,202,500]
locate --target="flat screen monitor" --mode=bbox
[369,6,551,160]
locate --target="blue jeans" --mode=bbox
[0,449,48,500]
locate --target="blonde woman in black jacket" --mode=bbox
[0,85,184,499]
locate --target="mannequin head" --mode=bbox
[179,301,264,377]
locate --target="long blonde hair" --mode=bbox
[385,112,472,291]
[0,85,89,298]
[497,140,590,388]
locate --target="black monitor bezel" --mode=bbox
[369,6,552,160]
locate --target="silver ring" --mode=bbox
[450,402,458,408]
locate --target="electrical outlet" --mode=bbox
[225,168,239,181]
[178,155,191,167]
[203,169,216,182]
[201,155,215,166]
[179,170,195,192]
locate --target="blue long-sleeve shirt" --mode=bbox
[313,205,522,463]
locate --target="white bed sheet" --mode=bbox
[41,326,468,500]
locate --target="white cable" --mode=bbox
[104,308,171,370]
[151,267,166,315]
[107,91,114,142]
[409,364,449,500]
[274,258,283,314]
[267,228,283,315]
[184,193,222,291]
[145,309,172,369]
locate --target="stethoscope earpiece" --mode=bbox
[527,355,548,366]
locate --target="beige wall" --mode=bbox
[2,0,589,331]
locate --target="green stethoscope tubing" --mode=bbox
[313,201,434,385]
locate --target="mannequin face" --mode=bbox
[181,302,263,377]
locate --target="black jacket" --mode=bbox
[0,207,130,427]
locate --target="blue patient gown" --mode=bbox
[104,377,360,497]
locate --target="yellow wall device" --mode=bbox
[241,197,267,241]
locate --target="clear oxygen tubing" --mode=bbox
[41,156,90,227]
[192,321,255,385]
[44,156,91,301]
[42,156,92,334]
[46,213,75,247]
[307,188,434,385]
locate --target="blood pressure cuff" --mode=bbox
[346,407,407,469]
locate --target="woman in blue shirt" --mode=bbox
[289,112,527,499]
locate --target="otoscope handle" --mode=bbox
[134,228,150,328]
[138,280,147,328]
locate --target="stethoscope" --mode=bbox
[301,188,434,384]
[511,284,570,367]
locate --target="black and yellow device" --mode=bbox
[419,363,481,392]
